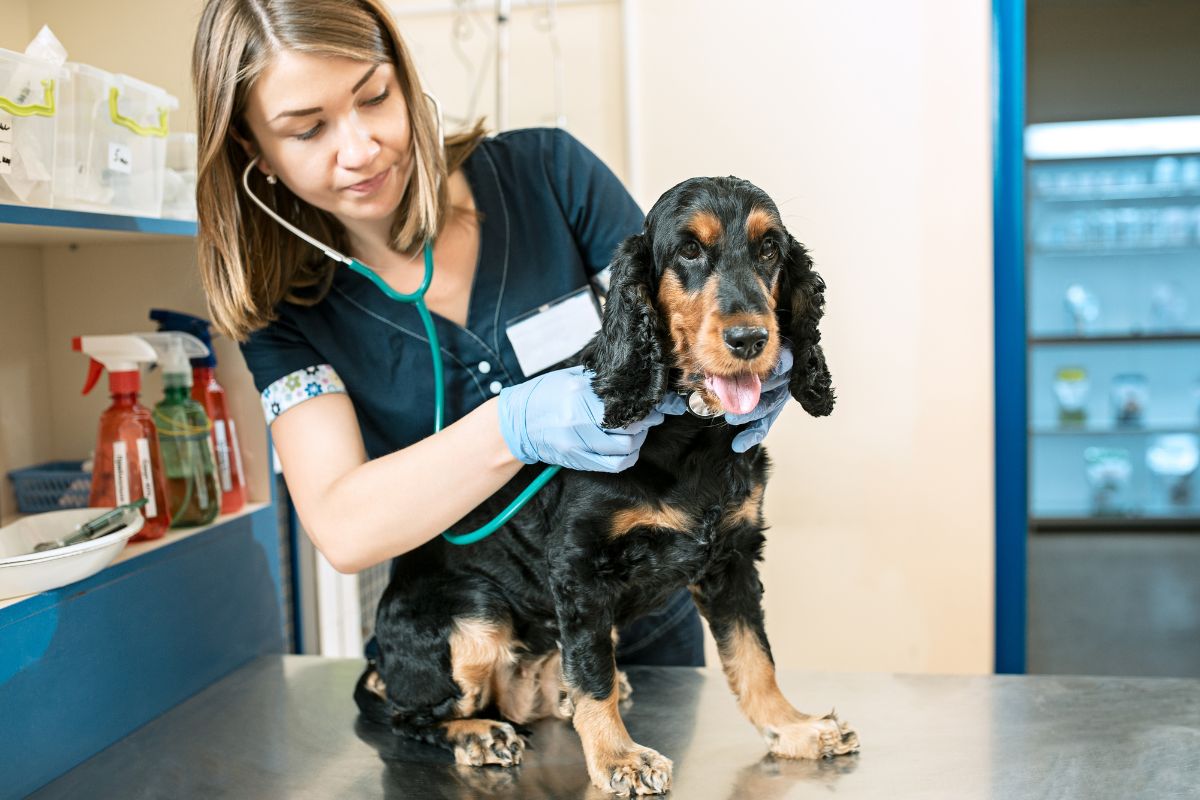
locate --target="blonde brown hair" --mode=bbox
[193,0,486,340]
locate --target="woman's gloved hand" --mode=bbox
[726,345,793,453]
[498,365,684,472]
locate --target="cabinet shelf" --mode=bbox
[1030,332,1200,345]
[0,502,271,613]
[1030,245,1196,257]
[1031,424,1200,436]
[1031,514,1200,533]
[1032,186,1200,203]
[0,203,196,244]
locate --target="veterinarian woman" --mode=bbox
[192,0,786,667]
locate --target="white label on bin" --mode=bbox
[0,142,12,176]
[136,437,158,519]
[214,419,233,492]
[108,142,133,174]
[113,441,131,506]
[229,419,246,487]
[0,113,12,144]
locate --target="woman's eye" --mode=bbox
[680,241,702,260]
[363,89,389,107]
[294,122,323,142]
[760,239,778,260]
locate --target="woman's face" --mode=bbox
[241,50,412,227]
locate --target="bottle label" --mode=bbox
[229,419,246,488]
[195,453,210,511]
[137,437,158,519]
[214,419,233,492]
[113,441,131,506]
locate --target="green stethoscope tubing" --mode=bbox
[242,155,559,545]
[345,243,561,545]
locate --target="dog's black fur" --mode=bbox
[356,176,846,793]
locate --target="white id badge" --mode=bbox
[505,287,603,376]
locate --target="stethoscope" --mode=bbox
[239,93,558,546]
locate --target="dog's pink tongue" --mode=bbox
[705,373,762,415]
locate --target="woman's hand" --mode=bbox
[498,365,680,472]
[726,345,793,453]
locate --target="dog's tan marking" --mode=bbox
[573,672,673,794]
[724,485,764,529]
[687,210,722,246]
[746,207,779,241]
[441,718,525,767]
[610,503,693,538]
[658,270,783,412]
[449,618,517,717]
[718,623,860,760]
[494,650,572,723]
[365,669,388,699]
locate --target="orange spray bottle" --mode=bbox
[73,335,172,540]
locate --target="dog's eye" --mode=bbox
[760,239,779,261]
[680,241,702,260]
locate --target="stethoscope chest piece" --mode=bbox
[686,391,722,418]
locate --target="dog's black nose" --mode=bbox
[723,326,769,360]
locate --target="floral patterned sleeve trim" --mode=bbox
[261,365,347,425]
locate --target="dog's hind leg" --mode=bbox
[361,593,528,767]
[691,554,859,760]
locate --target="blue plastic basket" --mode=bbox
[7,461,92,513]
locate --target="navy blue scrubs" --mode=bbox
[241,128,703,667]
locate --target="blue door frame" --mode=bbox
[993,0,1027,674]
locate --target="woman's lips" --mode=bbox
[345,166,390,194]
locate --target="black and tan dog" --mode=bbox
[355,175,858,795]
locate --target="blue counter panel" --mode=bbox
[0,506,283,799]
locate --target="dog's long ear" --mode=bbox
[779,235,835,417]
[581,233,669,428]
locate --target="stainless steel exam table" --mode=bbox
[29,655,1200,799]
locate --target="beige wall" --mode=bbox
[2,0,996,673]
[628,1,995,674]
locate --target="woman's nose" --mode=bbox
[336,115,381,170]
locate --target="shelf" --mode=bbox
[1030,246,1196,257]
[0,501,269,613]
[1031,514,1200,533]
[1031,187,1200,203]
[1031,425,1200,436]
[0,203,196,244]
[1030,332,1200,345]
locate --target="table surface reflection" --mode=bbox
[30,655,1200,799]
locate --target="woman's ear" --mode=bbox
[229,129,273,177]
[581,233,669,428]
[779,235,835,417]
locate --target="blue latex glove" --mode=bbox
[498,365,682,472]
[726,346,793,453]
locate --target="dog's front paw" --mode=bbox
[446,719,526,767]
[591,745,673,796]
[765,710,859,760]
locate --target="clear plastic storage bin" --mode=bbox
[54,63,178,216]
[0,47,65,208]
[162,131,197,220]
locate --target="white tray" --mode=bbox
[0,507,144,600]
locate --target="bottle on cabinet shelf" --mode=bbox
[149,309,246,514]
[72,335,171,540]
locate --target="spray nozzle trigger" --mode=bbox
[82,358,104,395]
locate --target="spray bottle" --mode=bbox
[73,335,171,540]
[149,309,246,514]
[137,332,221,528]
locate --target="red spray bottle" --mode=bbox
[73,335,172,540]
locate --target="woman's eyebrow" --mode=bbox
[270,65,381,122]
